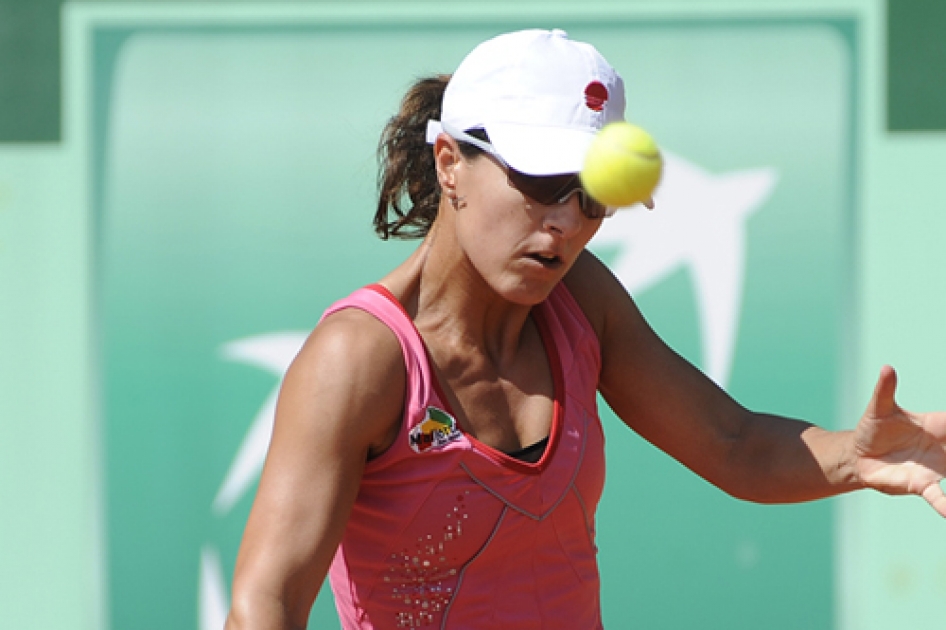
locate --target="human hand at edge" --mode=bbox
[853,365,946,517]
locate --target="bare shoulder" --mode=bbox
[228,306,407,623]
[280,306,406,457]
[299,306,403,370]
[562,249,678,396]
[563,248,643,343]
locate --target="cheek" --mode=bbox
[463,168,521,218]
[452,199,531,291]
[456,170,530,248]
[454,204,519,266]
[578,219,604,248]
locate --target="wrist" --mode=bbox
[835,429,866,491]
[804,426,864,492]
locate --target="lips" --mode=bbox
[526,251,564,269]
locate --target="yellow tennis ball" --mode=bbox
[580,122,663,208]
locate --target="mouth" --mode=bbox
[526,252,564,270]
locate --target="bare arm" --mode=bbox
[566,251,910,505]
[225,309,404,630]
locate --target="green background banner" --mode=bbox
[95,16,850,630]
[2,2,946,630]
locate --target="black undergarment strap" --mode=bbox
[506,435,550,464]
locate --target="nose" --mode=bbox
[541,193,583,238]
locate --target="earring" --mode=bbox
[449,194,466,210]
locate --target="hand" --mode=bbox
[853,365,946,517]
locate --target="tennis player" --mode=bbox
[225,29,946,629]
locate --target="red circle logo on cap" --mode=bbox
[584,81,609,111]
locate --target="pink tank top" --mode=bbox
[324,282,606,629]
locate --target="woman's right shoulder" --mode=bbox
[297,304,406,394]
[313,302,402,349]
[279,305,406,457]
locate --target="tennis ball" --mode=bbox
[580,122,663,208]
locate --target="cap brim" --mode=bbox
[486,123,594,176]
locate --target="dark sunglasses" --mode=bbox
[445,124,615,220]
[505,169,610,220]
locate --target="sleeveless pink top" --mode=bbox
[324,282,606,629]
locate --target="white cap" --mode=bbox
[427,29,625,176]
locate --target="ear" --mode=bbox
[434,132,461,197]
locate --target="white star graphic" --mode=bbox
[200,332,306,630]
[591,150,778,387]
[213,332,308,515]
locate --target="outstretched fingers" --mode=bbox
[921,480,946,518]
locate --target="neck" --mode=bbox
[410,219,535,367]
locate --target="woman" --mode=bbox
[225,29,946,629]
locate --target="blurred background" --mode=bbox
[1,1,944,628]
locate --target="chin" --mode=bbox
[494,279,559,307]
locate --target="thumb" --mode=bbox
[866,364,899,418]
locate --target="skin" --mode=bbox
[225,134,946,630]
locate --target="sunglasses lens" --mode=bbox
[507,169,609,220]
[575,190,609,219]
[506,171,573,205]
